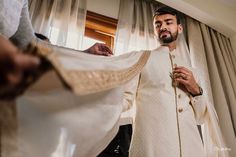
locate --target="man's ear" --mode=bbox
[178,24,183,34]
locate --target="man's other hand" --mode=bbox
[84,43,113,56]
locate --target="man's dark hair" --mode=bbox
[153,6,181,24]
[35,33,49,41]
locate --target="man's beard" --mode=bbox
[158,30,178,45]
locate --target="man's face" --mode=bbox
[153,14,182,45]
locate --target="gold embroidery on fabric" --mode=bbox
[169,52,182,157]
[31,41,150,95]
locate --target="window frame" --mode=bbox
[85,11,118,49]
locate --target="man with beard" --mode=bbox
[123,6,206,157]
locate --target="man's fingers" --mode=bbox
[86,43,113,56]
[104,46,113,55]
[173,70,189,77]
[173,66,191,76]
[174,66,191,73]
[95,50,110,56]
[100,45,113,55]
[174,73,187,80]
[175,78,188,85]
[7,71,23,85]
[174,66,190,71]
[1,54,40,86]
[14,54,40,70]
[101,51,112,56]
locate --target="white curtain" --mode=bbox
[28,0,86,50]
[114,0,161,126]
[186,16,236,157]
[114,0,160,55]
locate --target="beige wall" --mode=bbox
[87,0,120,19]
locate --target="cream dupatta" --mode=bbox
[13,41,150,157]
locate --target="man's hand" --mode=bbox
[0,36,40,99]
[173,66,200,96]
[83,43,113,56]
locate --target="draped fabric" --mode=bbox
[28,0,86,50]
[16,41,150,157]
[114,0,160,55]
[186,16,236,156]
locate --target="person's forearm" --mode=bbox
[10,0,35,49]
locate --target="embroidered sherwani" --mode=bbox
[125,46,206,157]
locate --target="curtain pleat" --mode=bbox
[28,0,86,50]
[114,0,160,55]
[187,17,236,156]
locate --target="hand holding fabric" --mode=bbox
[83,43,113,56]
[0,36,41,99]
[173,66,200,95]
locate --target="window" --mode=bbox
[83,11,118,50]
[48,11,117,50]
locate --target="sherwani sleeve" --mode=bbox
[123,74,140,112]
[190,95,208,124]
[190,70,207,125]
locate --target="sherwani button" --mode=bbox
[178,94,181,99]
[173,63,177,68]
[178,108,183,113]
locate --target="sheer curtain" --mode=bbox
[28,0,86,50]
[114,0,162,126]
[186,16,236,156]
[114,0,160,55]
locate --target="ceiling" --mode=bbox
[87,0,236,38]
[217,0,236,7]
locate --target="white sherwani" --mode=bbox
[125,46,206,157]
